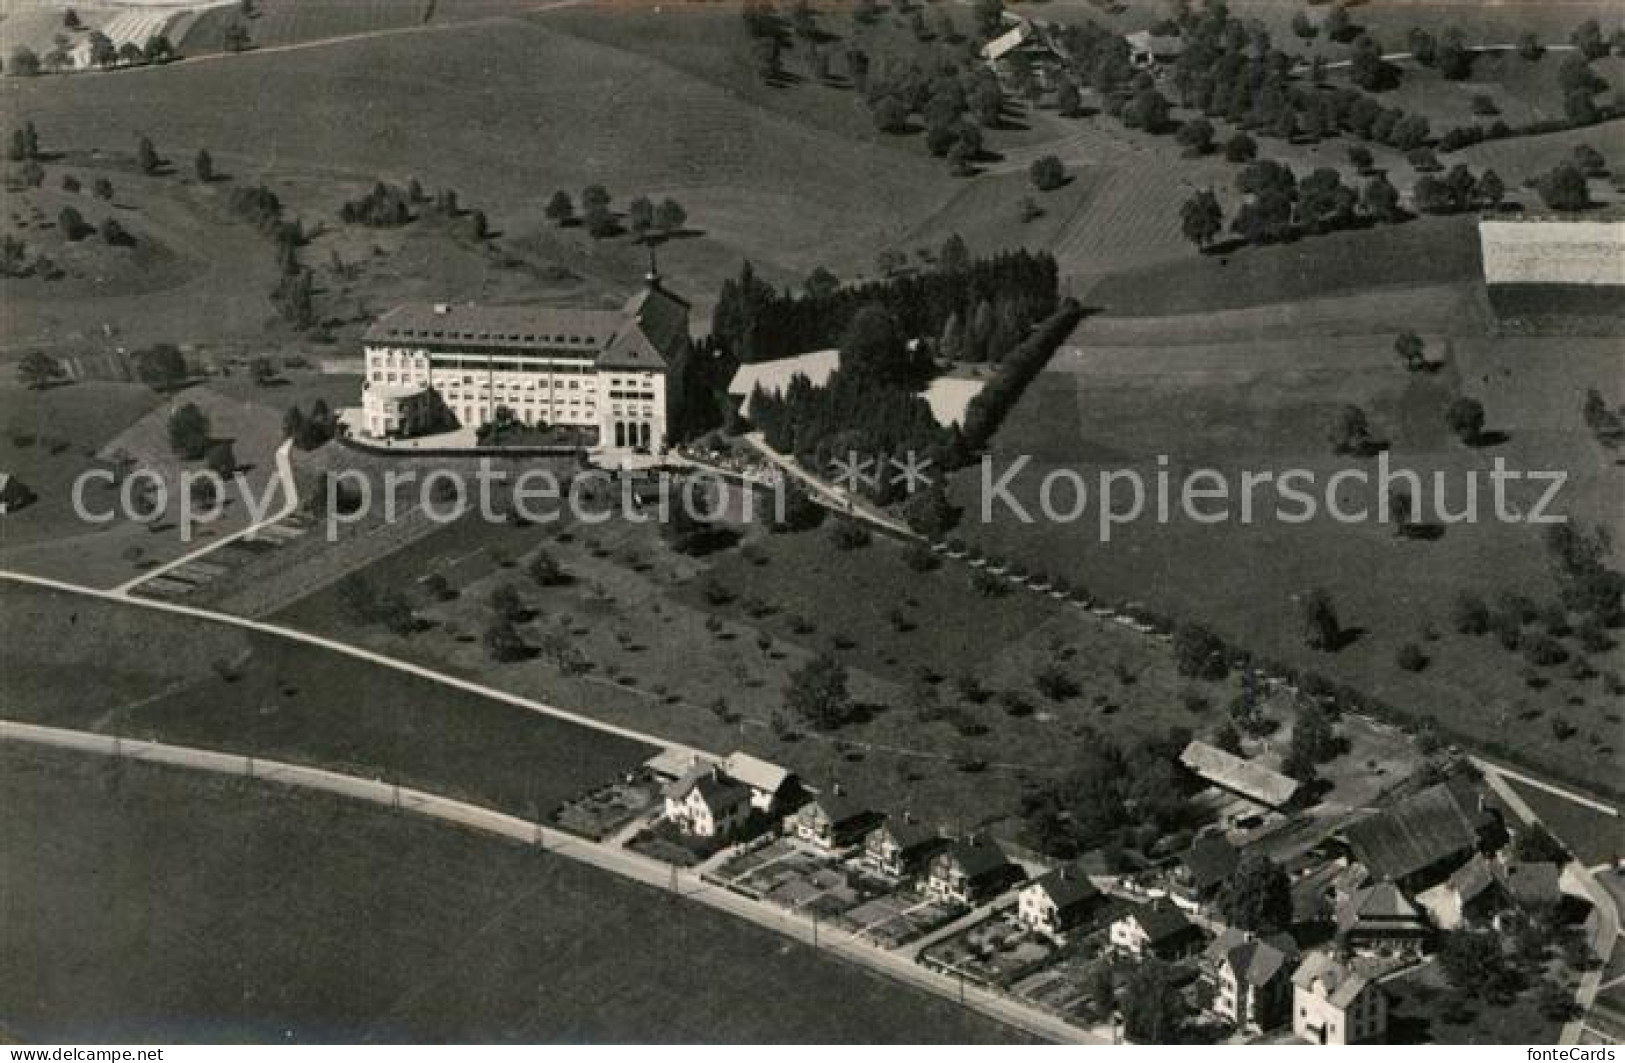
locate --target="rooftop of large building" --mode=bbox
[365,276,690,369]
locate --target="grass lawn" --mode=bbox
[266,500,1241,837]
[0,582,654,820]
[1084,216,1485,317]
[949,296,1624,796]
[0,743,1031,1043]
[1503,780,1624,867]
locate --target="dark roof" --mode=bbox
[1345,778,1487,883]
[665,766,749,811]
[1207,929,1298,986]
[874,818,942,853]
[1446,853,1503,904]
[1030,870,1099,911]
[1116,900,1195,943]
[1336,881,1428,934]
[365,279,690,369]
[801,791,873,827]
[940,840,1013,882]
[1504,862,1562,908]
[1182,833,1241,891]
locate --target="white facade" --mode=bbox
[358,278,686,449]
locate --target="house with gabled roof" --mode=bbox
[924,839,1023,906]
[1342,777,1500,891]
[1336,881,1431,956]
[1170,831,1241,912]
[1109,899,1204,960]
[1016,869,1102,939]
[1204,929,1301,1034]
[662,765,751,840]
[788,791,882,851]
[864,818,946,879]
[1417,853,1511,931]
[721,751,799,814]
[1292,952,1387,1045]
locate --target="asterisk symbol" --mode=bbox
[890,451,934,492]
[829,450,877,493]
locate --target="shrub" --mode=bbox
[1396,642,1428,672]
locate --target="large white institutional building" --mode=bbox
[358,272,689,450]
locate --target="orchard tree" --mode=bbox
[655,197,687,235]
[1029,154,1066,191]
[194,149,214,182]
[1180,189,1224,250]
[167,402,213,460]
[1328,404,1373,455]
[1446,396,1486,445]
[1220,852,1293,932]
[1300,588,1342,652]
[17,351,64,390]
[786,652,854,730]
[205,439,237,479]
[137,136,161,175]
[1394,331,1426,371]
[544,189,574,225]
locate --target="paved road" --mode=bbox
[1478,764,1621,1045]
[0,719,1097,1045]
[114,439,298,596]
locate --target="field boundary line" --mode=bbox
[0,568,701,760]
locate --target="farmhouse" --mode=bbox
[720,751,799,814]
[1204,929,1300,1034]
[789,792,882,851]
[1336,881,1432,956]
[1417,854,1513,931]
[1292,952,1388,1045]
[924,840,1023,905]
[1016,870,1101,939]
[1108,900,1203,960]
[359,269,688,449]
[1342,778,1499,891]
[864,818,947,878]
[1181,740,1301,810]
[663,765,751,839]
[1169,832,1241,912]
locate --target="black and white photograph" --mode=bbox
[0,0,1622,1048]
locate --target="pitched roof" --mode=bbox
[800,791,873,827]
[939,839,1013,881]
[1125,29,1185,56]
[1446,853,1502,904]
[1337,881,1428,933]
[364,279,689,369]
[1029,870,1100,911]
[722,751,795,796]
[1182,832,1241,891]
[1344,779,1486,883]
[1207,929,1298,987]
[1181,741,1301,808]
[1293,951,1375,1009]
[1115,900,1194,943]
[1504,862,1562,908]
[981,21,1032,61]
[664,765,749,811]
[873,818,941,853]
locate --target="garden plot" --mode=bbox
[839,890,965,950]
[549,769,661,842]
[921,912,1060,989]
[711,837,872,918]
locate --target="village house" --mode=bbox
[1204,929,1300,1035]
[1336,881,1432,957]
[1016,870,1102,940]
[721,751,799,815]
[662,765,751,840]
[1417,853,1512,931]
[1342,777,1502,893]
[1292,951,1388,1045]
[1169,831,1241,912]
[788,791,882,852]
[1108,900,1204,961]
[924,840,1023,906]
[864,818,946,879]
